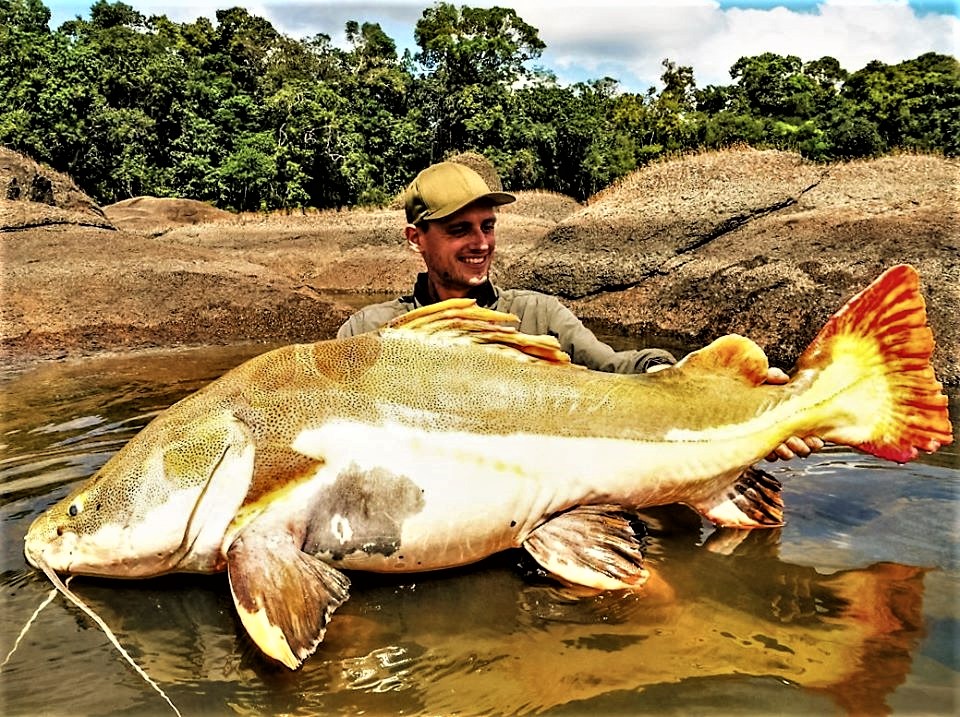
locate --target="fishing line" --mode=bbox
[34,560,184,717]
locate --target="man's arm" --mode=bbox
[502,291,677,374]
[336,299,411,339]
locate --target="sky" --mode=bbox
[44,0,959,92]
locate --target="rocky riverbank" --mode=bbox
[2,147,956,385]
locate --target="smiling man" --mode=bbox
[402,162,511,301]
[337,161,678,374]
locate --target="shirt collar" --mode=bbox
[410,272,498,308]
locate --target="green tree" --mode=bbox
[217,130,277,210]
[694,84,743,114]
[659,59,696,112]
[0,0,49,30]
[209,6,280,94]
[843,53,959,155]
[803,55,847,116]
[1,1,955,209]
[649,60,702,155]
[412,2,545,158]
[0,0,56,152]
[822,104,887,159]
[507,78,637,199]
[342,21,415,201]
[730,52,818,120]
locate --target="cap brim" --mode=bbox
[427,191,516,221]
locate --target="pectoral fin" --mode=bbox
[688,466,784,528]
[172,414,256,572]
[523,505,649,590]
[227,528,350,669]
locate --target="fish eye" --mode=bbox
[68,503,79,517]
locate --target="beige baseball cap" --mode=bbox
[404,162,515,225]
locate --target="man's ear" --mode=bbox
[405,224,422,252]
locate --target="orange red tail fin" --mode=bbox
[795,264,952,462]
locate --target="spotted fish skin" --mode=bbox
[24,264,953,669]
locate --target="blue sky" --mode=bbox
[44,0,959,92]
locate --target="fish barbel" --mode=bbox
[24,264,953,669]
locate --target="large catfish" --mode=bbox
[24,264,952,670]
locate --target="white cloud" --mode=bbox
[682,1,959,86]
[508,0,959,89]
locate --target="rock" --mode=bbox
[500,190,582,223]
[0,147,113,230]
[103,196,233,232]
[2,146,956,387]
[0,224,350,365]
[500,148,958,385]
[502,147,828,297]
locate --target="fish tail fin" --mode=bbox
[794,264,952,462]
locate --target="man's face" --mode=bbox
[408,203,497,299]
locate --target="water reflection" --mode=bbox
[0,346,957,716]
[0,522,931,716]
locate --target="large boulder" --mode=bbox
[502,148,959,385]
[0,148,113,230]
[103,196,233,232]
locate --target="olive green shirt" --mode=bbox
[337,274,676,374]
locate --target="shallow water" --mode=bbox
[0,344,957,716]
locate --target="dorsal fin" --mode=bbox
[382,298,573,366]
[672,334,769,385]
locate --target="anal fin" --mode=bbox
[689,466,784,528]
[227,529,350,669]
[523,505,649,590]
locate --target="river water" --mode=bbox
[0,341,956,716]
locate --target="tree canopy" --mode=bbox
[2,0,956,210]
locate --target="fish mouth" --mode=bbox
[23,515,168,578]
[23,542,42,570]
[24,522,77,574]
[24,513,65,571]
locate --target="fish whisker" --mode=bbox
[31,556,183,717]
[0,582,58,671]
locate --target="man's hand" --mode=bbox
[763,367,825,461]
[766,435,825,461]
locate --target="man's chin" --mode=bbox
[466,274,488,286]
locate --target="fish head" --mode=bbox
[25,410,255,578]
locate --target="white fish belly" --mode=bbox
[291,419,745,573]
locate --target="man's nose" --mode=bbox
[466,227,488,248]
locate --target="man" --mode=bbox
[339,161,821,460]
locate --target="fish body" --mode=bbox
[24,264,953,669]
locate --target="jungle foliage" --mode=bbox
[2,0,957,210]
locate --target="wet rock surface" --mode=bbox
[502,150,959,384]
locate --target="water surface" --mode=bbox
[1,344,957,716]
